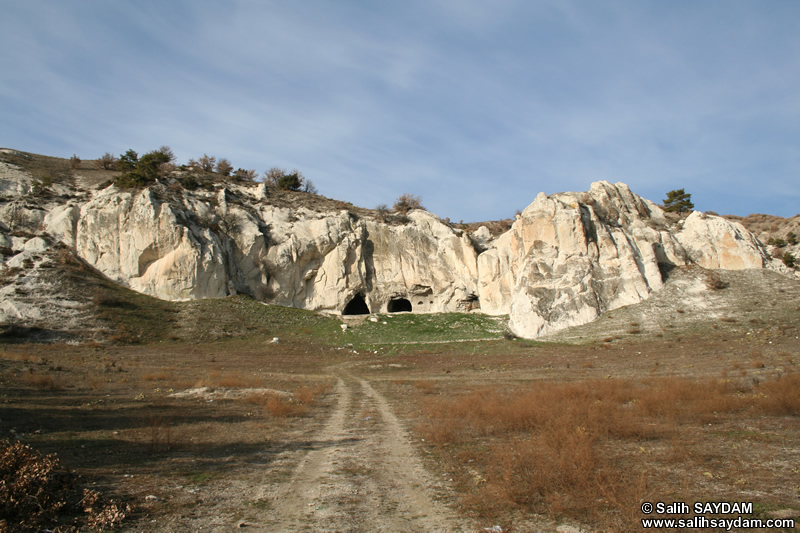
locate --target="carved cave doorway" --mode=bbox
[343,294,370,315]
[387,298,413,313]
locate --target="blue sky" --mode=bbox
[2,1,798,221]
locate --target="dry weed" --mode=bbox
[756,372,800,415]
[142,371,172,382]
[23,372,64,391]
[144,415,176,453]
[264,394,308,418]
[413,380,437,394]
[0,439,130,531]
[415,373,796,530]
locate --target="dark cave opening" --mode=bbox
[342,294,370,315]
[387,298,413,313]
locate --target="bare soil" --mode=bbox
[2,304,799,532]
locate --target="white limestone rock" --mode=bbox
[0,154,787,339]
[675,211,770,269]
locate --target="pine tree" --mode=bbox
[662,189,694,213]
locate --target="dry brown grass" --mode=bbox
[141,371,172,382]
[415,373,800,530]
[0,352,37,363]
[263,394,308,418]
[243,383,329,418]
[293,383,329,404]
[22,372,64,391]
[413,379,437,394]
[757,372,800,415]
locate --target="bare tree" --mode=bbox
[263,167,284,187]
[302,179,318,194]
[158,146,176,163]
[95,152,118,170]
[216,158,233,176]
[198,154,216,172]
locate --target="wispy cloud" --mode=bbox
[1,0,798,219]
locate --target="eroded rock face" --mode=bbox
[0,158,786,338]
[478,181,776,338]
[34,183,479,315]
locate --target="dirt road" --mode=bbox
[251,371,469,532]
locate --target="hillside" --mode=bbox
[1,148,798,342]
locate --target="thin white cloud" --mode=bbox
[1,0,798,220]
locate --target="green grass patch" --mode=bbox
[186,471,213,484]
[344,313,507,347]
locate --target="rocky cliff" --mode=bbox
[0,150,792,339]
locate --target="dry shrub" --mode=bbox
[0,352,36,363]
[264,394,308,418]
[92,290,124,308]
[142,371,172,382]
[23,372,64,391]
[413,380,436,394]
[634,377,749,424]
[487,429,648,528]
[293,384,327,405]
[0,439,74,529]
[757,372,800,415]
[415,375,779,529]
[81,488,131,530]
[146,415,175,453]
[0,439,130,531]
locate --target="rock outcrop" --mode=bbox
[0,153,790,338]
[478,181,776,338]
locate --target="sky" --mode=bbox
[1,1,798,221]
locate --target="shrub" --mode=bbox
[180,174,200,190]
[787,231,797,245]
[705,271,729,290]
[158,145,176,163]
[393,193,424,214]
[0,440,129,530]
[263,167,314,192]
[216,158,233,176]
[783,252,796,269]
[302,179,318,194]
[0,439,75,528]
[233,168,258,181]
[263,167,284,186]
[264,394,307,417]
[115,149,171,188]
[277,172,302,191]
[767,237,787,248]
[375,204,390,221]
[69,154,81,169]
[198,154,216,172]
[23,372,64,391]
[95,152,118,170]
[31,178,52,196]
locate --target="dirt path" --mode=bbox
[254,371,469,532]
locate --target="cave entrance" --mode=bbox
[343,294,370,315]
[387,298,412,313]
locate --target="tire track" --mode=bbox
[256,371,468,532]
